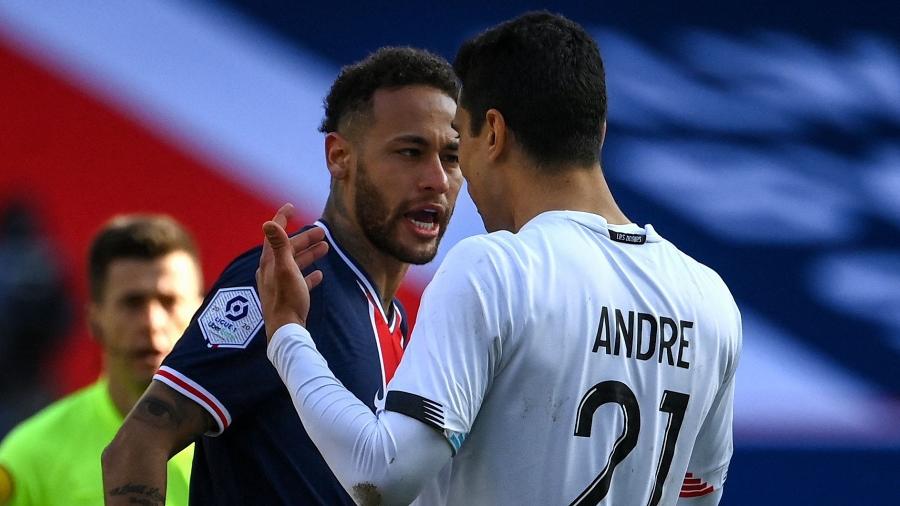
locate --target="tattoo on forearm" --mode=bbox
[133,394,186,429]
[109,483,165,506]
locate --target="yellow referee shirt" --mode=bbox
[0,379,192,505]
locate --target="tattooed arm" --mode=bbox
[102,381,212,506]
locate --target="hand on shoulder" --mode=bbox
[256,204,329,341]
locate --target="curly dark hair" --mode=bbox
[454,12,607,169]
[319,47,459,135]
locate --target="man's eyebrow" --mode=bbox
[390,135,458,151]
[390,135,429,146]
[119,290,149,301]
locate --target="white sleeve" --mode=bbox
[383,236,512,453]
[267,323,452,505]
[679,307,742,504]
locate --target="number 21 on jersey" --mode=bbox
[570,381,689,506]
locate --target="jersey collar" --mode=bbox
[526,210,663,243]
[314,219,400,326]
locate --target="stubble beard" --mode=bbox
[354,160,451,265]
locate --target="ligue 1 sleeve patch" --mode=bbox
[198,287,264,349]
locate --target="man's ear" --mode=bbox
[324,132,353,180]
[484,109,507,162]
[599,119,607,150]
[87,302,104,344]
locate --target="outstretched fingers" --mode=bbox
[263,204,327,271]
[262,220,296,275]
[273,202,294,228]
[289,226,326,254]
[293,240,329,274]
[260,203,293,267]
[256,205,330,339]
[305,270,324,291]
[258,213,310,337]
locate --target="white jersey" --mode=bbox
[384,210,741,505]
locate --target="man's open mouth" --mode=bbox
[407,209,437,230]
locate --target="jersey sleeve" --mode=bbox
[155,246,280,435]
[267,323,452,504]
[680,305,742,500]
[383,235,516,454]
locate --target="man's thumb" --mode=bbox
[263,221,288,252]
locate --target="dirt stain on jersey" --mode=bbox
[352,482,382,506]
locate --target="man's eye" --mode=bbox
[121,296,145,310]
[399,148,421,157]
[159,295,177,310]
[442,154,460,164]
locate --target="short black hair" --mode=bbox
[88,214,201,302]
[319,46,459,135]
[454,12,606,168]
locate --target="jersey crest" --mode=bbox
[198,287,263,349]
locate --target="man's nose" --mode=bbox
[419,154,450,194]
[143,300,174,349]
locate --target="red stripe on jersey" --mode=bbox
[680,472,715,497]
[156,369,230,430]
[680,485,715,498]
[364,292,406,384]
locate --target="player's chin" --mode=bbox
[129,366,159,388]
[401,242,440,265]
[391,234,440,265]
[391,220,439,260]
[131,353,165,375]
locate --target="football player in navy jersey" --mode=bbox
[102,47,462,505]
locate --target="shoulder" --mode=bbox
[657,237,737,304]
[191,226,336,350]
[425,232,529,315]
[662,242,742,347]
[3,383,101,442]
[0,383,100,463]
[438,231,522,276]
[688,257,740,324]
[214,224,339,289]
[214,243,264,288]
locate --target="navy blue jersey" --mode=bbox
[155,220,408,505]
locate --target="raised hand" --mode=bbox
[256,203,329,341]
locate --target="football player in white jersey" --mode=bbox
[257,11,741,506]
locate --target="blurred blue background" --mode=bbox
[1,1,898,504]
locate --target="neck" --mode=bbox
[508,161,630,232]
[104,365,144,417]
[322,204,409,310]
